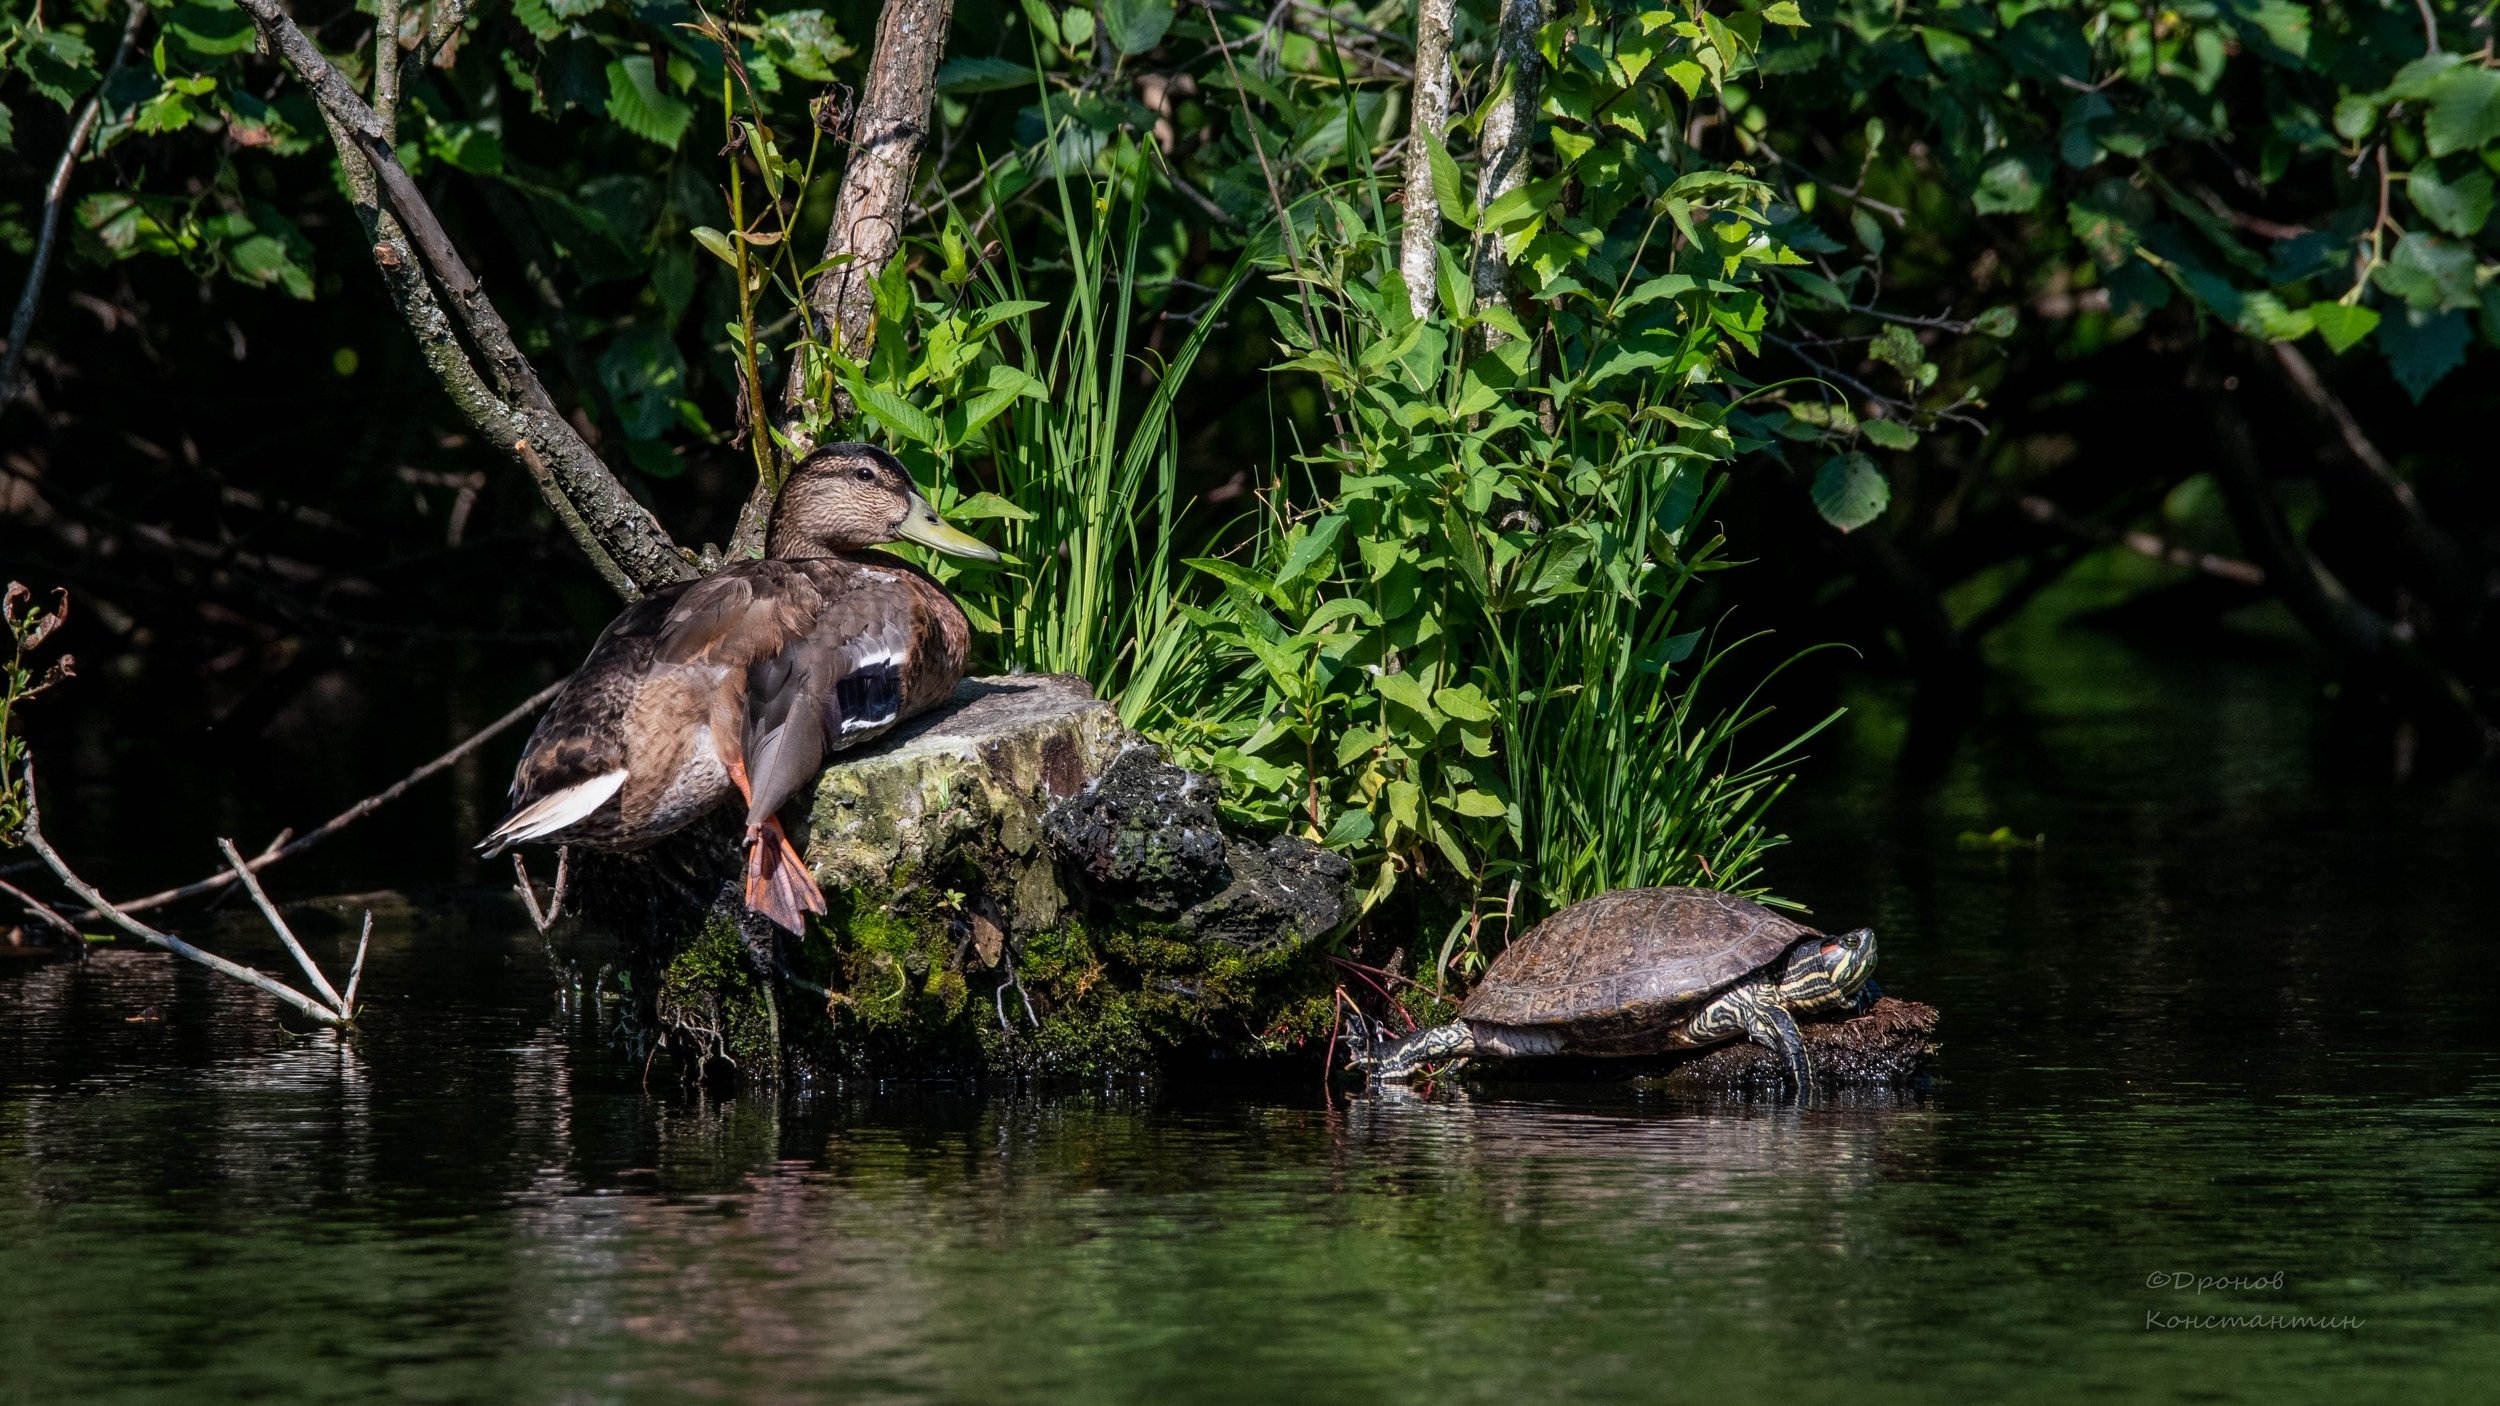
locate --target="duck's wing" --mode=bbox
[482,565,817,852]
[739,573,924,828]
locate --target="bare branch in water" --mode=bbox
[343,911,374,1014]
[219,838,349,1010]
[18,766,350,1026]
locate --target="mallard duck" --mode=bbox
[478,442,999,932]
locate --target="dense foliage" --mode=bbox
[7,0,2498,960]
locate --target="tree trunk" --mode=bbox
[1399,0,1458,320]
[732,0,957,555]
[1470,0,1545,328]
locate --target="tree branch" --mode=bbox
[1,0,147,407]
[2266,341,2481,627]
[2202,366,2483,729]
[234,0,692,599]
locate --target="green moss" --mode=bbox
[769,874,1334,1080]
[655,917,781,1074]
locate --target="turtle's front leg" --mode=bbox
[1714,983,1814,1096]
[1351,1019,1477,1080]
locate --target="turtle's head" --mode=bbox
[1779,926,1878,1018]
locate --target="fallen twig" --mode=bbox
[2015,495,2264,586]
[219,838,348,1009]
[512,847,569,934]
[18,764,355,1025]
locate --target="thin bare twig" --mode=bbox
[19,765,346,1026]
[83,678,564,921]
[2015,495,2264,585]
[0,875,79,940]
[219,838,349,1010]
[343,911,373,1012]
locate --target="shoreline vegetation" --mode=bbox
[6,0,2497,1076]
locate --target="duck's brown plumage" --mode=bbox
[480,444,992,932]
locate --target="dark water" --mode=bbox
[5,596,2498,1404]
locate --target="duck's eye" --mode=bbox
[855,467,876,484]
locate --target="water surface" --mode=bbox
[4,606,2495,1404]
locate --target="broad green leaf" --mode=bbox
[1433,684,1497,722]
[1098,0,1176,55]
[937,56,1036,94]
[2408,166,2493,238]
[1277,515,1347,589]
[850,383,939,445]
[1426,129,1470,230]
[1973,305,2019,338]
[1333,726,1386,767]
[2425,65,2500,159]
[1185,557,1287,609]
[1449,789,1509,818]
[16,28,96,108]
[605,56,692,149]
[2373,233,2478,311]
[1373,669,1441,725]
[944,492,1036,521]
[1811,453,1891,532]
[691,227,740,266]
[1762,1,1807,27]
[2377,306,2469,403]
[1861,418,1919,451]
[2306,302,2378,354]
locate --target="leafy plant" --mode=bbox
[1,584,74,840]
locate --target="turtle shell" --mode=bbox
[1459,887,1818,1051]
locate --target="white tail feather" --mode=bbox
[479,770,626,852]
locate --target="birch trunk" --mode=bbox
[1399,0,1459,321]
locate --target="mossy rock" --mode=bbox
[582,674,1357,1084]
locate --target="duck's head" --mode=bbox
[764,443,1001,562]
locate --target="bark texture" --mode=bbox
[1470,0,1546,325]
[1399,0,1458,320]
[236,0,692,600]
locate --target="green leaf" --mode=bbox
[1811,453,1890,533]
[513,0,564,41]
[605,56,692,149]
[167,4,258,57]
[1185,557,1288,610]
[2408,166,2493,238]
[945,492,1036,521]
[2377,306,2469,403]
[2425,65,2500,159]
[937,56,1035,94]
[1321,807,1376,849]
[1426,129,1469,230]
[1098,0,1177,55]
[1277,515,1347,589]
[1972,150,2049,215]
[1333,726,1387,768]
[2373,233,2479,311]
[1449,789,1509,819]
[1762,1,1807,27]
[851,383,940,445]
[1861,418,1919,451]
[2306,302,2379,354]
[1432,684,1498,722]
[1973,305,2019,338]
[0,98,13,151]
[691,227,740,266]
[1373,670,1442,726]
[16,28,96,109]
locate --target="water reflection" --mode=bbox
[6,613,2500,1402]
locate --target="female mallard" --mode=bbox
[479,443,998,932]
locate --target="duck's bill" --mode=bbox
[896,492,1001,561]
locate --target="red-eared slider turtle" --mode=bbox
[1351,887,1877,1091]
